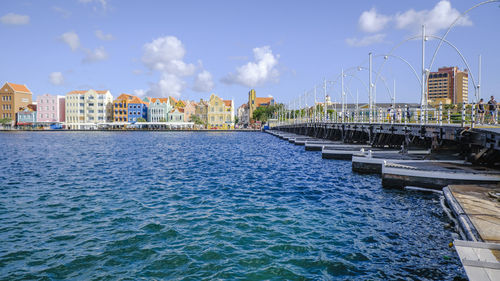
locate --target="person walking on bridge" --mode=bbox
[487,96,497,125]
[477,98,485,124]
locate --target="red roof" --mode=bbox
[150,97,169,103]
[255,97,273,107]
[7,82,31,93]
[223,100,232,107]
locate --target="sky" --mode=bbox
[1,0,499,108]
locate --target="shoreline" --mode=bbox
[0,129,262,132]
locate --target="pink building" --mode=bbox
[183,101,197,122]
[36,94,65,123]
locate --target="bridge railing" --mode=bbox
[273,103,500,128]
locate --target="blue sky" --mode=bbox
[1,0,499,108]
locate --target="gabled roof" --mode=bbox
[177,100,186,107]
[116,93,134,100]
[129,96,148,105]
[169,96,178,104]
[239,103,248,109]
[6,82,31,93]
[223,100,232,107]
[150,97,169,103]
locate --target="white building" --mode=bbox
[237,103,249,126]
[65,89,113,129]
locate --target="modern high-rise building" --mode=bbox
[427,67,468,105]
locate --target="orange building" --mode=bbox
[113,93,133,122]
[0,82,33,123]
[427,67,468,105]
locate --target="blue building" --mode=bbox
[128,96,148,122]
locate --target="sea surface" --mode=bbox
[0,132,465,280]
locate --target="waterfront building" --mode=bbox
[195,99,208,125]
[207,93,234,129]
[65,89,113,129]
[237,103,249,126]
[183,101,197,122]
[248,89,275,123]
[146,97,172,122]
[16,104,37,127]
[0,82,32,125]
[36,94,65,124]
[427,66,468,105]
[168,107,184,122]
[113,94,133,123]
[128,96,148,122]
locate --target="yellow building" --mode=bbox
[65,89,113,129]
[207,94,234,129]
[427,66,468,105]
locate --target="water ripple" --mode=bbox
[0,132,465,280]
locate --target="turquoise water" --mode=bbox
[0,132,465,280]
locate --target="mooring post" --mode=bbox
[461,102,466,127]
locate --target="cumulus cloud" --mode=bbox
[1,13,30,25]
[60,31,80,51]
[95,30,114,41]
[83,46,108,63]
[359,8,391,33]
[222,46,279,87]
[394,0,472,34]
[52,6,71,18]
[148,73,185,98]
[142,36,196,76]
[352,0,471,38]
[193,70,215,92]
[49,72,64,85]
[140,36,207,97]
[345,34,386,47]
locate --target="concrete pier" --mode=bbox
[443,184,500,281]
[382,162,500,189]
[352,151,463,174]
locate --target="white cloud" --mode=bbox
[394,0,472,34]
[83,46,108,63]
[59,31,80,51]
[222,46,280,87]
[79,0,108,11]
[345,34,386,47]
[134,89,146,97]
[354,1,472,36]
[148,73,185,98]
[49,72,64,85]
[193,70,215,92]
[0,13,30,25]
[95,30,114,41]
[142,36,195,76]
[52,6,71,18]
[359,8,391,33]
